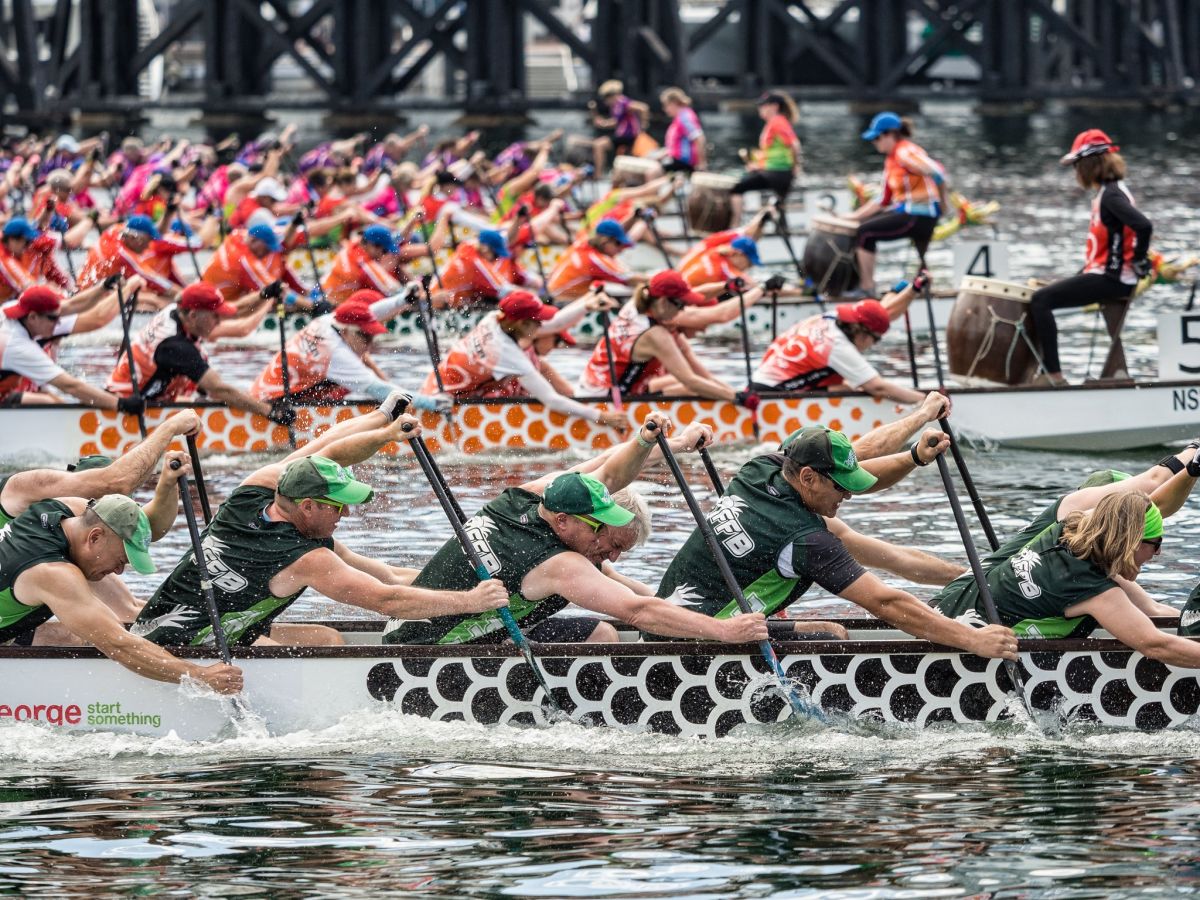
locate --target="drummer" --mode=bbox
[1030,129,1151,385]
[589,80,650,160]
[729,92,802,225]
[382,412,769,646]
[577,270,759,408]
[655,87,706,173]
[749,296,928,405]
[846,113,947,297]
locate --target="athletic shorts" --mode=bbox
[526,615,606,643]
[730,169,793,198]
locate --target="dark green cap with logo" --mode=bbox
[543,472,634,527]
[783,426,877,493]
[277,455,374,505]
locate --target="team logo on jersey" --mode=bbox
[708,495,754,558]
[1180,608,1200,631]
[198,534,249,593]
[1010,547,1043,600]
[464,514,502,576]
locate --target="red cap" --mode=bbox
[499,290,557,322]
[4,286,62,319]
[1060,129,1119,165]
[179,282,237,317]
[334,299,386,335]
[836,299,890,337]
[346,289,384,306]
[649,270,714,307]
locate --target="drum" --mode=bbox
[686,172,737,233]
[801,214,860,297]
[612,155,659,187]
[947,276,1041,385]
[564,136,595,168]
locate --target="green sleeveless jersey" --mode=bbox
[932,521,1116,638]
[0,500,73,641]
[1179,582,1200,636]
[656,455,865,619]
[0,474,14,527]
[383,488,573,645]
[132,485,333,646]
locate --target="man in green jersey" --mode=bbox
[133,401,510,647]
[382,412,770,646]
[655,425,1018,659]
[0,493,243,692]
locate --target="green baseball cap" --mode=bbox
[1144,502,1163,541]
[68,454,114,473]
[277,455,374,505]
[90,494,155,575]
[784,426,877,493]
[1077,469,1132,490]
[543,473,634,527]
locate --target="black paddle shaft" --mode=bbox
[415,216,445,291]
[171,462,232,664]
[186,433,213,525]
[417,277,447,394]
[114,282,148,439]
[939,417,999,552]
[903,311,920,389]
[921,270,946,389]
[731,281,755,387]
[698,445,725,497]
[410,433,466,524]
[274,301,298,449]
[517,207,552,299]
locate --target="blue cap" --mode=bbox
[862,111,903,141]
[730,236,761,267]
[361,225,398,254]
[594,218,634,247]
[477,229,510,259]
[124,215,160,240]
[2,217,39,241]
[247,223,281,252]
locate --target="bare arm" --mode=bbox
[332,539,417,586]
[195,369,272,418]
[827,516,965,586]
[243,408,394,490]
[851,392,949,460]
[47,373,120,410]
[142,450,191,540]
[859,429,948,493]
[673,286,764,330]
[857,375,927,406]
[1068,587,1200,667]
[600,561,654,596]
[1111,575,1179,618]
[640,329,736,401]
[839,572,1017,659]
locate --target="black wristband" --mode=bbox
[1157,454,1185,475]
[910,444,929,467]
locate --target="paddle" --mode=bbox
[57,220,77,284]
[903,311,920,389]
[639,208,674,268]
[771,199,807,293]
[404,426,565,718]
[698,445,725,496]
[296,206,329,307]
[516,206,552,299]
[939,417,999,551]
[919,263,946,389]
[185,433,213,525]
[928,433,1034,720]
[114,280,148,439]
[273,300,298,449]
[592,284,624,413]
[674,184,692,244]
[651,423,826,722]
[728,277,761,441]
[414,214,445,291]
[416,275,447,394]
[170,458,249,718]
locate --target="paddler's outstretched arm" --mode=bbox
[859,428,949,493]
[15,563,243,693]
[244,406,397,488]
[1060,443,1199,519]
[0,410,200,518]
[521,412,670,496]
[332,540,419,586]
[839,572,1017,659]
[851,392,949,460]
[1112,575,1179,618]
[827,516,965,587]
[557,423,715,478]
[1068,588,1200,668]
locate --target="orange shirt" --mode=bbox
[78,225,178,294]
[680,247,744,289]
[546,239,628,301]
[0,243,37,302]
[321,241,403,305]
[439,243,508,306]
[201,230,303,301]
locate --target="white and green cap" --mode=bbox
[90,494,155,575]
[783,426,877,493]
[543,473,634,527]
[277,455,374,505]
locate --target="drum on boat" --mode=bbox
[685,172,737,233]
[801,214,860,297]
[564,136,595,168]
[946,276,1043,385]
[611,155,659,187]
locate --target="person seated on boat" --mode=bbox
[676,208,776,273]
[499,185,572,248]
[0,492,242,692]
[319,225,407,306]
[133,403,510,648]
[1029,130,1152,386]
[0,218,47,303]
[419,290,626,430]
[576,270,757,409]
[251,288,440,411]
[431,228,521,309]
[654,87,706,174]
[932,491,1200,668]
[201,223,308,305]
[654,425,1017,659]
[382,413,768,646]
[106,282,291,425]
[679,234,762,294]
[729,92,802,226]
[749,298,927,405]
[577,173,677,244]
[76,215,185,309]
[0,286,143,413]
[845,113,947,297]
[547,219,645,302]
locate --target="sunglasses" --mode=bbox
[307,496,346,514]
[662,296,686,310]
[572,513,606,532]
[1142,538,1163,554]
[38,312,60,321]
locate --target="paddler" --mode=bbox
[846,113,947,297]
[0,492,242,692]
[76,215,182,305]
[319,225,406,305]
[106,282,294,427]
[434,228,521,308]
[1029,129,1152,385]
[546,218,644,301]
[654,424,1018,659]
[132,402,510,647]
[382,412,770,646]
[418,290,626,430]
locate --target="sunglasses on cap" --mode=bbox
[572,513,606,532]
[306,496,346,514]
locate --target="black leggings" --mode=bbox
[730,169,793,199]
[856,210,937,254]
[1029,273,1134,374]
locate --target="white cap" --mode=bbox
[55,135,81,154]
[246,208,277,231]
[252,177,288,202]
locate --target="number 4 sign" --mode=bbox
[952,241,1009,285]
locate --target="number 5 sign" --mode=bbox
[1158,311,1200,378]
